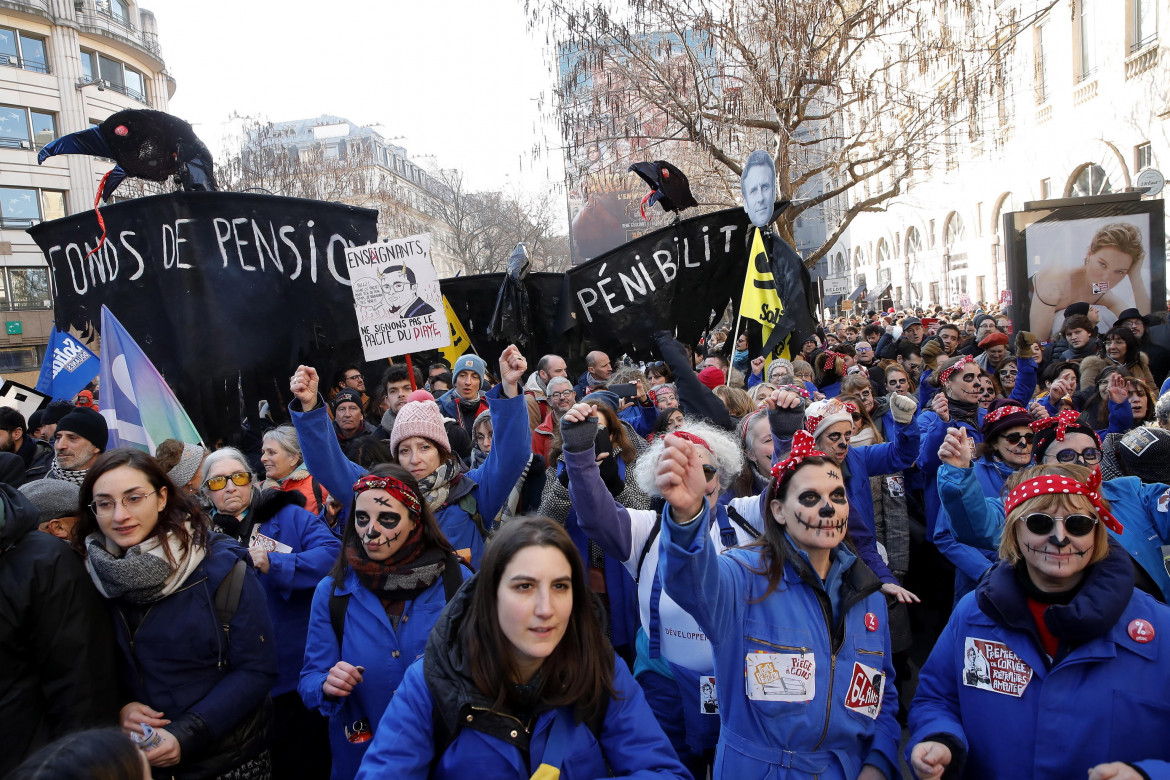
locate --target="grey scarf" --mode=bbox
[85,522,205,604]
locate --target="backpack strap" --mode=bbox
[310,477,325,513]
[726,505,762,541]
[442,553,467,602]
[329,587,351,650]
[455,492,489,541]
[634,516,662,585]
[214,558,248,668]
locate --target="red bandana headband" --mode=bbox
[821,351,847,371]
[352,474,422,517]
[779,383,811,399]
[1029,408,1089,443]
[770,430,827,489]
[983,404,1024,426]
[671,430,712,453]
[1004,466,1122,534]
[939,355,976,385]
[803,398,852,436]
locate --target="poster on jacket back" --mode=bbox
[345,233,449,360]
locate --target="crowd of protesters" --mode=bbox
[5,295,1170,780]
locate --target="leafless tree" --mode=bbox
[530,0,1058,266]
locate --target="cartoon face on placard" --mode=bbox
[741,150,777,229]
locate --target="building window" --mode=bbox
[1033,24,1049,104]
[80,49,148,104]
[0,346,41,372]
[1040,178,1051,199]
[1077,0,1099,82]
[1072,164,1113,197]
[95,0,130,26]
[0,106,57,150]
[1133,0,1157,51]
[0,27,48,74]
[0,187,65,228]
[1136,142,1153,171]
[8,267,50,310]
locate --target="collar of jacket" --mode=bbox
[979,455,1019,480]
[975,538,1135,660]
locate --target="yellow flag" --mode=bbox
[739,228,788,358]
[439,296,473,364]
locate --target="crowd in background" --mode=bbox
[5,295,1170,780]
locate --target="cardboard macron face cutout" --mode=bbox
[741,150,776,229]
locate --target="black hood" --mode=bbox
[422,571,486,735]
[0,452,26,488]
[0,482,46,551]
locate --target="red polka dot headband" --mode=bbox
[939,355,976,384]
[1004,466,1122,534]
[352,474,422,517]
[821,351,847,372]
[1030,408,1085,442]
[983,403,1024,426]
[770,430,827,487]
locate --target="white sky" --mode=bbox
[143,0,566,201]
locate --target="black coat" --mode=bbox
[0,484,117,776]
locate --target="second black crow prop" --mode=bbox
[38,109,217,200]
[628,160,697,219]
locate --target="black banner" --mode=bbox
[28,191,378,442]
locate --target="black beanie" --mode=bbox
[42,400,74,427]
[55,406,108,452]
[1117,427,1170,484]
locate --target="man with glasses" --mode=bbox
[378,265,434,318]
[524,354,569,431]
[46,407,107,486]
[532,376,576,461]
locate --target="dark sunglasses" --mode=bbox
[1001,432,1034,446]
[204,471,252,491]
[702,464,718,480]
[1051,447,1101,465]
[1021,512,1098,537]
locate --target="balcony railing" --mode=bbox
[76,75,148,104]
[0,53,49,74]
[75,8,164,63]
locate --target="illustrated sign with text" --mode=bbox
[345,234,448,360]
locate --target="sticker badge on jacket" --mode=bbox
[745,652,815,702]
[700,675,719,714]
[962,637,1033,697]
[844,661,884,719]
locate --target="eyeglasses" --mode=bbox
[204,471,253,491]
[382,281,407,292]
[1049,447,1101,465]
[701,464,718,481]
[1020,512,1098,537]
[1001,432,1034,446]
[344,372,362,382]
[89,491,157,517]
[550,390,575,399]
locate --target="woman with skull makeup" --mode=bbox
[298,465,470,780]
[908,463,1170,780]
[655,429,901,779]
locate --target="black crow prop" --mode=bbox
[628,160,697,220]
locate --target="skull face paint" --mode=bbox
[770,462,850,555]
[814,421,852,466]
[1014,503,1096,593]
[353,489,417,562]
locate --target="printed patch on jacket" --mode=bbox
[700,675,719,714]
[745,652,815,702]
[843,661,884,719]
[1123,428,1158,457]
[962,637,1033,697]
[885,476,905,497]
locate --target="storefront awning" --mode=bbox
[847,285,866,301]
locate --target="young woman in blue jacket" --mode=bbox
[199,446,341,780]
[75,449,277,779]
[288,346,532,567]
[657,429,901,780]
[352,516,691,780]
[909,463,1170,779]
[299,464,470,780]
[933,401,1035,601]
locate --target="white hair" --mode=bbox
[261,425,302,462]
[199,446,256,488]
[634,418,745,497]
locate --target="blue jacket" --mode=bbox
[619,400,658,437]
[109,534,277,776]
[299,564,471,780]
[291,387,531,567]
[934,457,1016,601]
[659,502,901,780]
[353,574,690,780]
[220,490,340,697]
[939,463,1170,603]
[908,552,1170,779]
[918,410,981,538]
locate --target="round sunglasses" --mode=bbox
[1019,512,1098,537]
[204,471,253,491]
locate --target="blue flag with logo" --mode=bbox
[36,327,100,401]
[98,305,202,453]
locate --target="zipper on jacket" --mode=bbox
[745,636,810,655]
[813,637,840,751]
[468,705,532,734]
[856,648,884,657]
